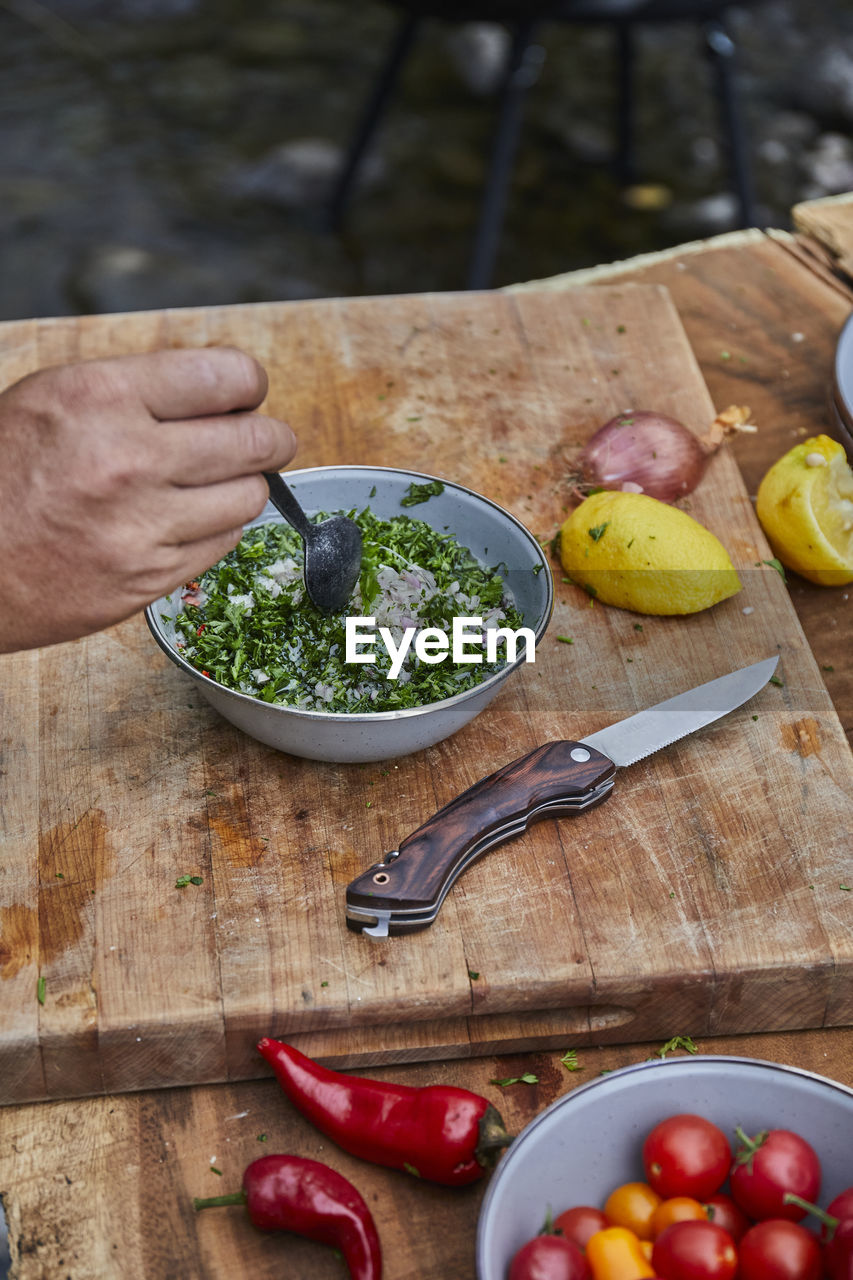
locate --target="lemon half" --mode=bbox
[559,491,741,615]
[756,434,853,586]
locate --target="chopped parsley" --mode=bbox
[173,510,524,714]
[588,523,609,542]
[490,1073,539,1087]
[400,480,445,506]
[763,558,787,581]
[652,1035,698,1058]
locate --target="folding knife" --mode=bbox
[345,656,779,938]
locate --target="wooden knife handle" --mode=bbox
[345,741,616,915]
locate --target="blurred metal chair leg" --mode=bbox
[329,2,761,286]
[703,16,758,228]
[328,11,422,232]
[614,19,638,187]
[467,20,543,289]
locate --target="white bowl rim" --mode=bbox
[476,1053,853,1265]
[144,463,554,724]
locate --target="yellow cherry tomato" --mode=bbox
[603,1181,663,1241]
[639,1240,654,1262]
[651,1195,709,1237]
[586,1226,657,1280]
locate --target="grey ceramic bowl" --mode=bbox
[477,1055,853,1280]
[145,465,553,763]
[832,308,853,460]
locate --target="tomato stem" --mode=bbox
[539,1207,559,1236]
[732,1125,769,1169]
[784,1193,838,1238]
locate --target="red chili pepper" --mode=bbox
[257,1037,511,1186]
[193,1153,381,1280]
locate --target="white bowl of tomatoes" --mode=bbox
[476,1055,853,1280]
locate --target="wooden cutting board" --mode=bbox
[1,285,851,1106]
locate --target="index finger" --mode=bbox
[117,347,269,421]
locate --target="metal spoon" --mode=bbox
[263,471,362,614]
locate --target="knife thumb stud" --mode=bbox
[372,871,390,885]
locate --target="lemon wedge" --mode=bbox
[559,491,741,615]
[756,434,853,586]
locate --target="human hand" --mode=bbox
[0,346,297,652]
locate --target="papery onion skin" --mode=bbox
[571,407,755,504]
[577,411,707,502]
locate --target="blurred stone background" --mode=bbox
[1,0,853,320]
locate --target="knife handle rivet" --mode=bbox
[372,872,390,885]
[570,747,591,762]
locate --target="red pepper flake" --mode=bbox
[196,624,206,635]
[201,670,211,678]
[182,580,205,607]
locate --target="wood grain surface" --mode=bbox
[1,282,851,1108]
[518,229,853,745]
[793,191,853,287]
[2,206,853,1280]
[2,1030,852,1280]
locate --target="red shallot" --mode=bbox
[568,405,756,503]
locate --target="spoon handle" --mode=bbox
[263,471,313,540]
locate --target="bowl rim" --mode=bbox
[833,309,853,430]
[476,1052,853,1266]
[144,463,554,723]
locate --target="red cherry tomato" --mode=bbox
[730,1128,821,1221]
[826,1189,853,1228]
[652,1220,738,1280]
[509,1234,592,1280]
[823,1217,853,1280]
[552,1206,609,1251]
[703,1192,752,1243]
[642,1115,732,1201]
[738,1219,823,1280]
